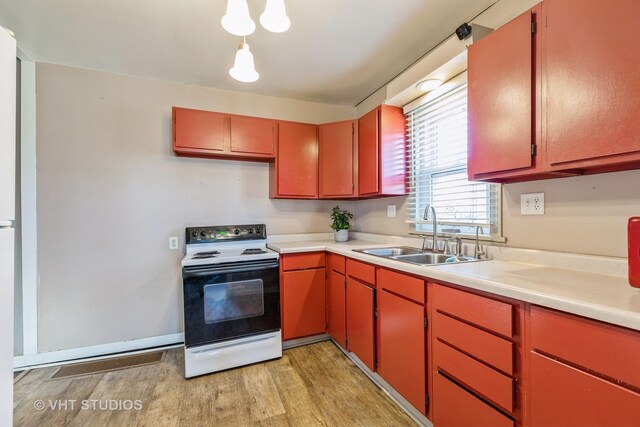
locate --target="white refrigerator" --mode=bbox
[0,25,16,427]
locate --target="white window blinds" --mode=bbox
[406,83,501,237]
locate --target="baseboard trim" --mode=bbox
[331,339,432,427]
[13,333,184,369]
[282,333,330,349]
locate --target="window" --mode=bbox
[406,82,501,238]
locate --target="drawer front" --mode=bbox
[281,252,326,271]
[435,340,514,412]
[529,352,640,427]
[434,373,514,427]
[530,305,640,389]
[433,284,513,338]
[434,311,513,375]
[327,253,345,274]
[377,268,425,304]
[346,258,376,285]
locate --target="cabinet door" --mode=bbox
[173,108,225,151]
[378,290,426,414]
[346,278,375,371]
[318,120,356,197]
[358,108,379,195]
[545,0,640,166]
[468,10,534,177]
[282,269,326,340]
[275,122,318,198]
[327,270,346,349]
[529,352,640,427]
[229,116,276,156]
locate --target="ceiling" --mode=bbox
[0,0,495,105]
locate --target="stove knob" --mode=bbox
[255,227,262,235]
[248,228,254,234]
[191,231,198,238]
[200,231,207,238]
[234,229,240,235]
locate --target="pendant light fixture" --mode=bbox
[221,0,290,83]
[221,0,255,36]
[229,40,259,83]
[260,0,291,33]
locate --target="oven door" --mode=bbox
[182,259,280,348]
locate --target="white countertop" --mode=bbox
[267,239,640,332]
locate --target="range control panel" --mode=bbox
[185,224,267,244]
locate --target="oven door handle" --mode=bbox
[183,261,280,277]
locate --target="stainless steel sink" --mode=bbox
[353,246,482,266]
[391,253,475,265]
[354,246,425,257]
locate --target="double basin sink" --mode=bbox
[353,246,479,266]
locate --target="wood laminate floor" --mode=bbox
[14,341,416,427]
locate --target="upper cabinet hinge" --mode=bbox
[425,394,430,408]
[531,144,537,157]
[531,21,537,35]
[424,316,429,329]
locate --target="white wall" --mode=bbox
[35,63,354,352]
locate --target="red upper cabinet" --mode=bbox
[544,0,640,170]
[318,120,358,198]
[173,107,276,161]
[229,115,276,156]
[270,121,318,199]
[173,107,225,152]
[468,5,541,181]
[358,105,407,197]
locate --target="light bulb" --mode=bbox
[221,0,255,36]
[416,79,443,92]
[229,42,259,83]
[260,0,291,33]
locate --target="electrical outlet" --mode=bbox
[387,204,396,218]
[521,192,545,215]
[169,236,179,250]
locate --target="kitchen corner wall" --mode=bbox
[354,171,640,259]
[35,63,355,353]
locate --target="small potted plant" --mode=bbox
[330,205,353,242]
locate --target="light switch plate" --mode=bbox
[387,204,396,218]
[521,192,545,215]
[169,236,179,250]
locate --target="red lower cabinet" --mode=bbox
[378,289,426,414]
[529,352,640,427]
[434,373,513,427]
[527,305,640,427]
[327,269,346,349]
[282,268,326,340]
[346,277,375,371]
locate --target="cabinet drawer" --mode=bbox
[434,311,513,375]
[281,252,326,271]
[377,268,424,304]
[433,284,513,338]
[346,258,375,285]
[530,305,640,389]
[327,253,345,274]
[529,351,640,427]
[434,373,514,427]
[435,340,513,412]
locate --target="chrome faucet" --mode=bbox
[451,235,463,257]
[422,204,440,252]
[474,226,486,259]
